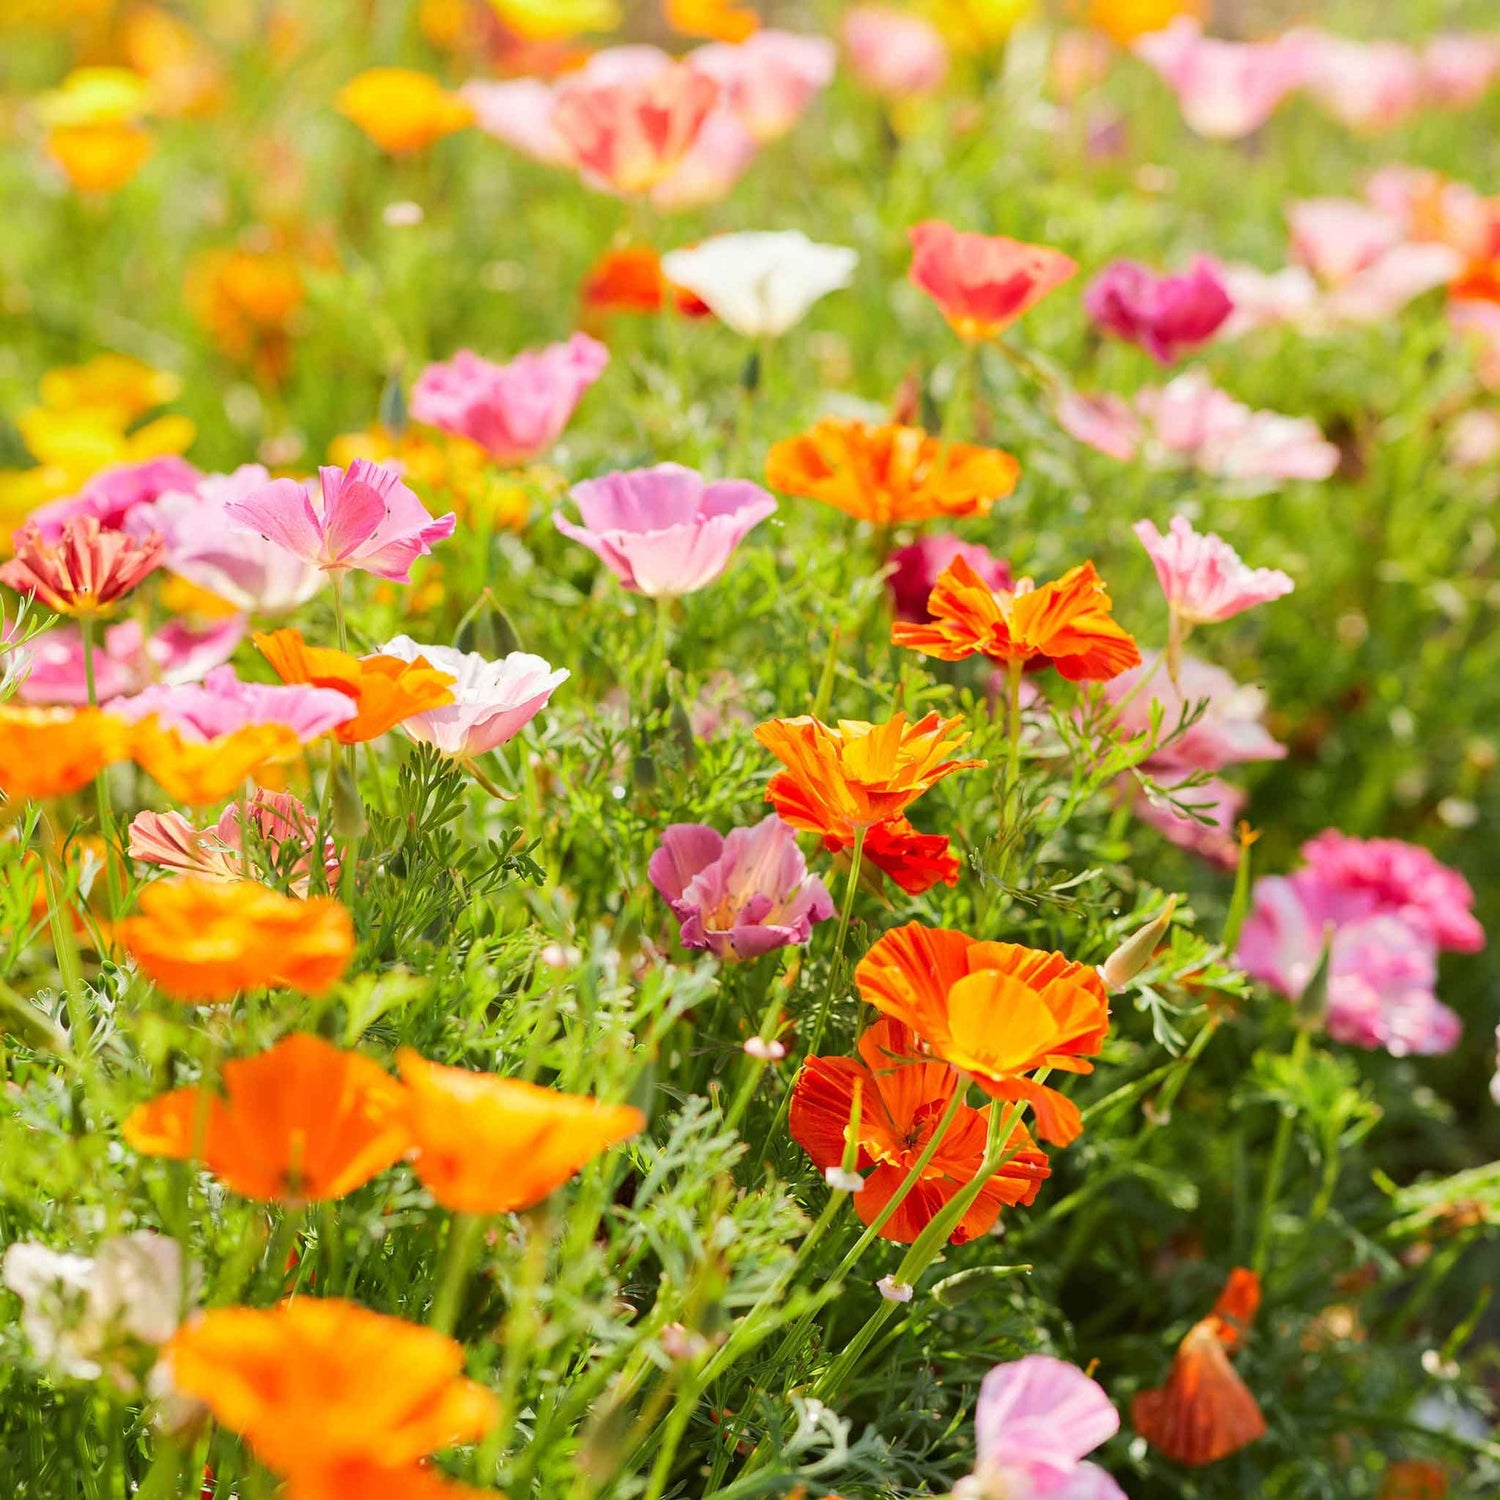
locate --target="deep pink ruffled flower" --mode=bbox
[842,7,949,101]
[28,456,202,541]
[17,617,244,706]
[648,815,835,960]
[1084,257,1233,364]
[554,463,776,597]
[886,536,1011,623]
[409,335,609,468]
[1134,515,1293,626]
[107,665,355,743]
[223,460,456,583]
[691,30,836,143]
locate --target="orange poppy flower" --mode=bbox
[764,419,1020,525]
[397,1050,645,1214]
[119,877,354,1001]
[1380,1461,1449,1500]
[1,515,164,616]
[581,246,712,322]
[854,923,1110,1146]
[254,629,455,744]
[891,555,1142,682]
[284,1461,489,1500]
[825,817,961,896]
[909,220,1078,341]
[335,68,475,154]
[130,719,304,804]
[184,243,308,385]
[1087,0,1204,46]
[1131,1267,1268,1466]
[754,712,983,843]
[790,1018,1049,1243]
[165,1299,496,1477]
[0,706,133,799]
[664,0,760,43]
[123,1033,411,1202]
[47,123,154,193]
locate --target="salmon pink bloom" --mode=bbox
[843,7,950,101]
[647,109,759,212]
[555,463,776,596]
[2,516,164,617]
[17,617,244,706]
[909,221,1077,340]
[28,455,201,540]
[1084,257,1233,364]
[691,30,836,143]
[108,665,356,744]
[127,809,244,882]
[887,536,1012,623]
[409,335,609,468]
[1134,515,1293,625]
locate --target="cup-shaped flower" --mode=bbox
[555,463,776,597]
[1084,257,1234,363]
[855,923,1111,1145]
[224,460,456,583]
[1134,515,1293,626]
[843,8,951,101]
[410,335,609,467]
[690,30,837,143]
[17,617,245,707]
[2,516,164,617]
[128,722,307,805]
[887,537,1012,623]
[1294,30,1425,133]
[335,68,474,155]
[1134,19,1305,140]
[0,706,134,799]
[649,816,835,960]
[909,221,1077,341]
[396,1050,645,1214]
[660,232,856,339]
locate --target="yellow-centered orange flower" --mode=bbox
[336,68,475,154]
[130,720,304,805]
[754,712,983,842]
[664,0,759,43]
[124,1033,411,1202]
[0,706,133,799]
[397,1050,645,1214]
[765,419,1020,525]
[39,68,155,194]
[119,877,353,1001]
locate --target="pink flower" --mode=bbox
[462,77,576,168]
[219,789,341,895]
[1215,263,1322,336]
[127,810,243,880]
[223,459,456,583]
[410,335,609,467]
[842,6,949,101]
[648,109,759,212]
[1055,390,1142,462]
[1451,299,1500,390]
[554,463,776,597]
[1421,34,1500,110]
[1291,30,1426,133]
[648,815,835,960]
[377,636,568,758]
[1135,776,1246,870]
[691,30,836,143]
[1449,409,1500,471]
[1134,515,1293,625]
[886,536,1011,623]
[17,617,245,706]
[1084,257,1234,364]
[28,457,202,541]
[107,665,355,743]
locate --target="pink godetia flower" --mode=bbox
[376,636,568,758]
[1,516,166,617]
[648,815,836,960]
[1136,775,1247,871]
[409,335,609,467]
[1289,29,1425,133]
[107,665,355,744]
[954,1354,1125,1500]
[886,536,1012,623]
[27,456,201,541]
[17,617,245,706]
[842,6,950,101]
[1133,515,1293,626]
[223,459,456,583]
[554,463,777,597]
[1421,34,1500,110]
[1084,257,1234,364]
[691,30,836,143]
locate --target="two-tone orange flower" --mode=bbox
[130,720,305,805]
[336,69,474,154]
[790,1018,1049,1243]
[397,1050,645,1214]
[825,817,961,896]
[284,1462,489,1500]
[0,706,133,799]
[255,629,456,744]
[1,516,164,616]
[1132,1267,1267,1466]
[909,221,1078,341]
[892,555,1142,682]
[764,419,1020,524]
[854,923,1110,1146]
[124,1034,411,1201]
[754,712,982,844]
[119,877,354,1001]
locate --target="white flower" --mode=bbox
[824,1166,864,1193]
[877,1275,914,1303]
[661,231,857,338]
[743,1036,787,1061]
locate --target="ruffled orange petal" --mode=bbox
[1132,1320,1267,1466]
[982,1075,1085,1148]
[855,923,978,1047]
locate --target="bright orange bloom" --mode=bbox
[130,719,303,804]
[0,706,132,799]
[124,1033,410,1202]
[765,419,1020,525]
[1,516,164,616]
[165,1299,496,1477]
[664,0,760,43]
[581,246,712,323]
[119,877,354,1001]
[284,1462,490,1500]
[397,1050,645,1214]
[336,69,474,155]
[892,555,1141,682]
[184,243,308,384]
[909,220,1077,341]
[790,1018,1049,1243]
[254,629,455,744]
[1131,1268,1268,1466]
[47,124,154,193]
[755,712,982,843]
[1087,0,1204,46]
[825,817,960,896]
[1380,1461,1449,1500]
[854,924,1110,1146]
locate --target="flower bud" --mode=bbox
[824,1166,864,1193]
[1098,895,1177,992]
[877,1275,913,1303]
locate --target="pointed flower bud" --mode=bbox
[1099,895,1178,993]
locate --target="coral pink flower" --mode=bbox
[1133,515,1293,625]
[909,221,1077,341]
[224,460,456,583]
[108,665,356,743]
[1084,257,1233,364]
[842,7,949,101]
[410,335,609,467]
[1291,30,1425,133]
[29,456,201,541]
[2,516,165,617]
[128,809,244,881]
[18,617,244,706]
[1055,390,1143,462]
[691,30,836,143]
[886,536,1011,623]
[649,815,835,960]
[554,463,776,597]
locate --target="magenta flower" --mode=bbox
[17,617,245,706]
[648,816,835,961]
[29,457,202,541]
[554,463,776,597]
[409,334,609,467]
[1084,257,1233,364]
[223,460,455,583]
[886,536,1011,623]
[107,665,355,743]
[1134,515,1293,626]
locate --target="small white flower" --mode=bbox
[383,200,425,227]
[824,1166,864,1193]
[877,1275,914,1303]
[743,1036,787,1061]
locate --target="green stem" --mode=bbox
[803,824,867,1060]
[429,1213,486,1335]
[1252,1026,1311,1277]
[330,572,349,654]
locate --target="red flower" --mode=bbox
[909,220,1077,341]
[825,817,961,896]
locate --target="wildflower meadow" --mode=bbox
[3,1,1500,1496]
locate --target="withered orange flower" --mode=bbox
[0,706,133,799]
[124,1033,411,1202]
[1379,1461,1449,1500]
[664,0,760,43]
[119,877,354,1001]
[254,629,455,744]
[909,220,1078,341]
[397,1050,645,1214]
[892,555,1142,682]
[764,419,1020,525]
[1,516,164,616]
[336,68,475,154]
[755,712,982,843]
[854,923,1111,1146]
[130,719,304,804]
[165,1299,496,1477]
[790,1018,1049,1243]
[1131,1267,1268,1466]
[825,817,961,896]
[581,246,712,323]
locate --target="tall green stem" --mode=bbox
[803,824,867,1059]
[429,1213,487,1335]
[1252,1026,1311,1277]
